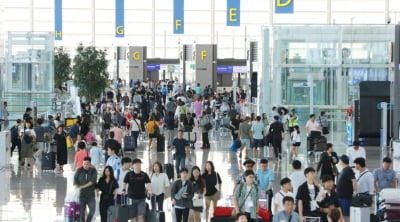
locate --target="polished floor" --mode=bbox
[0,128,398,222]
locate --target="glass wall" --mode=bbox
[265,25,394,140]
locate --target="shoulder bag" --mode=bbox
[232,184,253,216]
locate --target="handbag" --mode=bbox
[192,195,203,207]
[350,192,372,207]
[331,163,338,176]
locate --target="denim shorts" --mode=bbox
[241,139,251,148]
[253,139,264,148]
[339,198,351,216]
[131,198,147,217]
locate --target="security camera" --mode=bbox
[387,17,391,24]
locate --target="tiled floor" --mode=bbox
[0,128,396,222]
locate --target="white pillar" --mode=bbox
[211,0,215,44]
[327,0,332,24]
[91,0,95,45]
[151,0,155,57]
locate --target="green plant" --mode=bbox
[54,46,72,87]
[72,43,109,102]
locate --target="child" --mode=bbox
[89,141,103,169]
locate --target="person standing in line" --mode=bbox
[122,158,153,222]
[296,167,322,221]
[354,157,374,213]
[202,161,222,221]
[273,178,294,214]
[238,117,252,159]
[268,116,285,160]
[199,112,211,149]
[290,125,301,159]
[96,166,118,222]
[316,143,339,180]
[336,155,357,222]
[250,116,265,159]
[233,170,260,222]
[74,157,97,222]
[171,130,191,176]
[189,166,205,222]
[150,162,170,211]
[273,196,301,222]
[20,120,36,168]
[346,141,366,167]
[171,168,194,222]
[373,157,397,192]
[129,113,142,149]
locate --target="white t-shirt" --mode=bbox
[289,171,306,197]
[273,190,295,213]
[307,184,318,211]
[291,131,301,143]
[346,147,366,166]
[150,173,170,196]
[20,128,36,137]
[305,120,320,135]
[116,168,131,194]
[130,119,141,131]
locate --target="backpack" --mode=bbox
[161,87,168,96]
[23,130,33,144]
[11,126,19,140]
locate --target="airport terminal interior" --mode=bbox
[0,0,400,222]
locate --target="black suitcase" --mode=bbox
[124,135,135,152]
[313,136,327,152]
[145,210,165,222]
[157,134,165,152]
[42,151,56,171]
[164,163,174,181]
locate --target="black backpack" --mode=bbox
[10,126,19,140]
[23,130,33,144]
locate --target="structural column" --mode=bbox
[392,25,400,140]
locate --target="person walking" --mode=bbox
[73,142,90,171]
[10,119,22,164]
[164,111,176,149]
[171,130,191,176]
[238,117,252,159]
[122,158,153,222]
[33,118,46,161]
[272,197,301,222]
[250,116,265,159]
[273,178,294,214]
[202,161,222,221]
[290,125,301,159]
[146,115,159,150]
[20,121,36,168]
[74,157,97,222]
[189,166,205,222]
[150,162,170,211]
[316,143,339,180]
[233,170,260,222]
[346,141,366,167]
[96,166,118,222]
[53,125,68,172]
[230,113,241,142]
[336,155,357,222]
[268,116,284,160]
[171,168,194,222]
[373,157,397,192]
[319,175,343,222]
[289,160,306,198]
[199,112,211,149]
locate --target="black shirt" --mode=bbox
[296,182,320,215]
[319,190,340,209]
[96,177,119,202]
[269,121,284,139]
[336,166,355,199]
[123,171,151,199]
[173,138,189,156]
[202,172,222,196]
[104,139,121,154]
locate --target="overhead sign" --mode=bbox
[115,0,125,37]
[227,0,240,26]
[275,0,294,14]
[147,64,160,71]
[54,0,62,40]
[173,0,184,34]
[217,66,233,73]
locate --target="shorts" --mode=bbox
[205,191,221,202]
[253,139,264,148]
[130,198,147,217]
[339,198,351,216]
[240,139,251,148]
[293,142,301,147]
[149,133,157,139]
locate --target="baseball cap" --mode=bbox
[339,155,349,164]
[132,158,142,164]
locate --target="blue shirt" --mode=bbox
[90,147,103,167]
[273,210,300,222]
[373,168,396,191]
[256,168,275,190]
[106,155,121,172]
[251,122,265,140]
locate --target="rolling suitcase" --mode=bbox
[350,207,370,222]
[123,135,135,152]
[64,202,80,222]
[42,143,56,171]
[145,210,165,222]
[107,199,132,222]
[313,136,327,152]
[157,134,165,152]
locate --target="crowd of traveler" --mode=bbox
[2,79,399,222]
